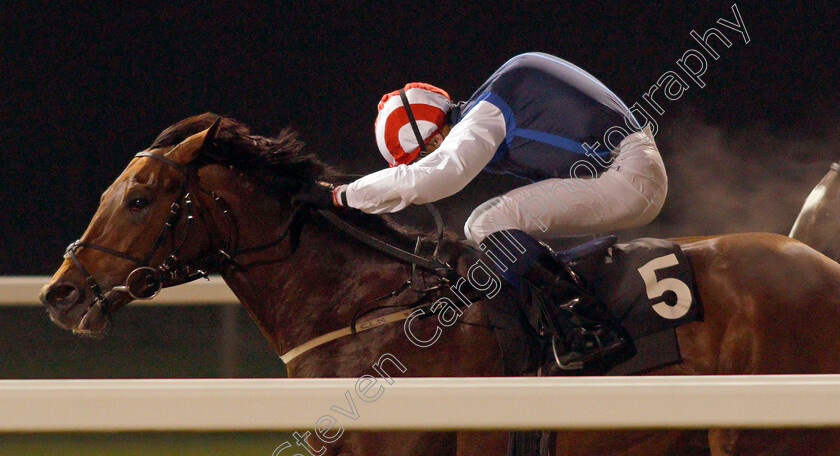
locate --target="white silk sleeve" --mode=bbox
[341,100,507,214]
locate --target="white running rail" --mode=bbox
[1,376,840,432]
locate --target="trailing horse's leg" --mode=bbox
[455,431,508,456]
[708,429,736,456]
[323,431,457,456]
[555,430,709,456]
[709,429,840,456]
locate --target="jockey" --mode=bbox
[300,52,667,365]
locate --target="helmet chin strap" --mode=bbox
[399,88,429,159]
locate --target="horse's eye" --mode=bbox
[127,197,150,212]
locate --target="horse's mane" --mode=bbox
[150,113,429,242]
[150,112,335,185]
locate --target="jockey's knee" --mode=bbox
[464,196,509,245]
[620,183,667,230]
[463,213,488,246]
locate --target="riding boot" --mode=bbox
[481,229,633,367]
[523,258,633,368]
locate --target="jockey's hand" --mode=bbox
[292,183,335,209]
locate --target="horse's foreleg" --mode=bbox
[709,428,840,456]
[555,430,709,456]
[455,431,508,456]
[324,431,457,456]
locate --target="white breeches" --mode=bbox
[464,127,668,245]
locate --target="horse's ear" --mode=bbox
[165,117,221,165]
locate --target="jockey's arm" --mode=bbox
[335,100,507,214]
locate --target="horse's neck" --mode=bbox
[203,169,409,360]
[228,219,412,364]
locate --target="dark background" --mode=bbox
[0,1,838,380]
[2,1,839,275]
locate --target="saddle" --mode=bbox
[475,235,703,377]
[382,228,704,377]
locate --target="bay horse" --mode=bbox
[40,113,840,456]
[790,162,840,262]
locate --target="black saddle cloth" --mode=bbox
[476,236,704,377]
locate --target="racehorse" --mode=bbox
[40,113,840,456]
[790,162,840,262]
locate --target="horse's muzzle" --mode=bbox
[40,280,84,310]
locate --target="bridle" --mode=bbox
[64,145,315,320]
[64,151,223,316]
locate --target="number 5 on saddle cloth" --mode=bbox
[484,234,704,376]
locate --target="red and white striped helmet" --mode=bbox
[374,82,452,167]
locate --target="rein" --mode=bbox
[317,207,453,279]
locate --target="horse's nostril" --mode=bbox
[43,282,82,308]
